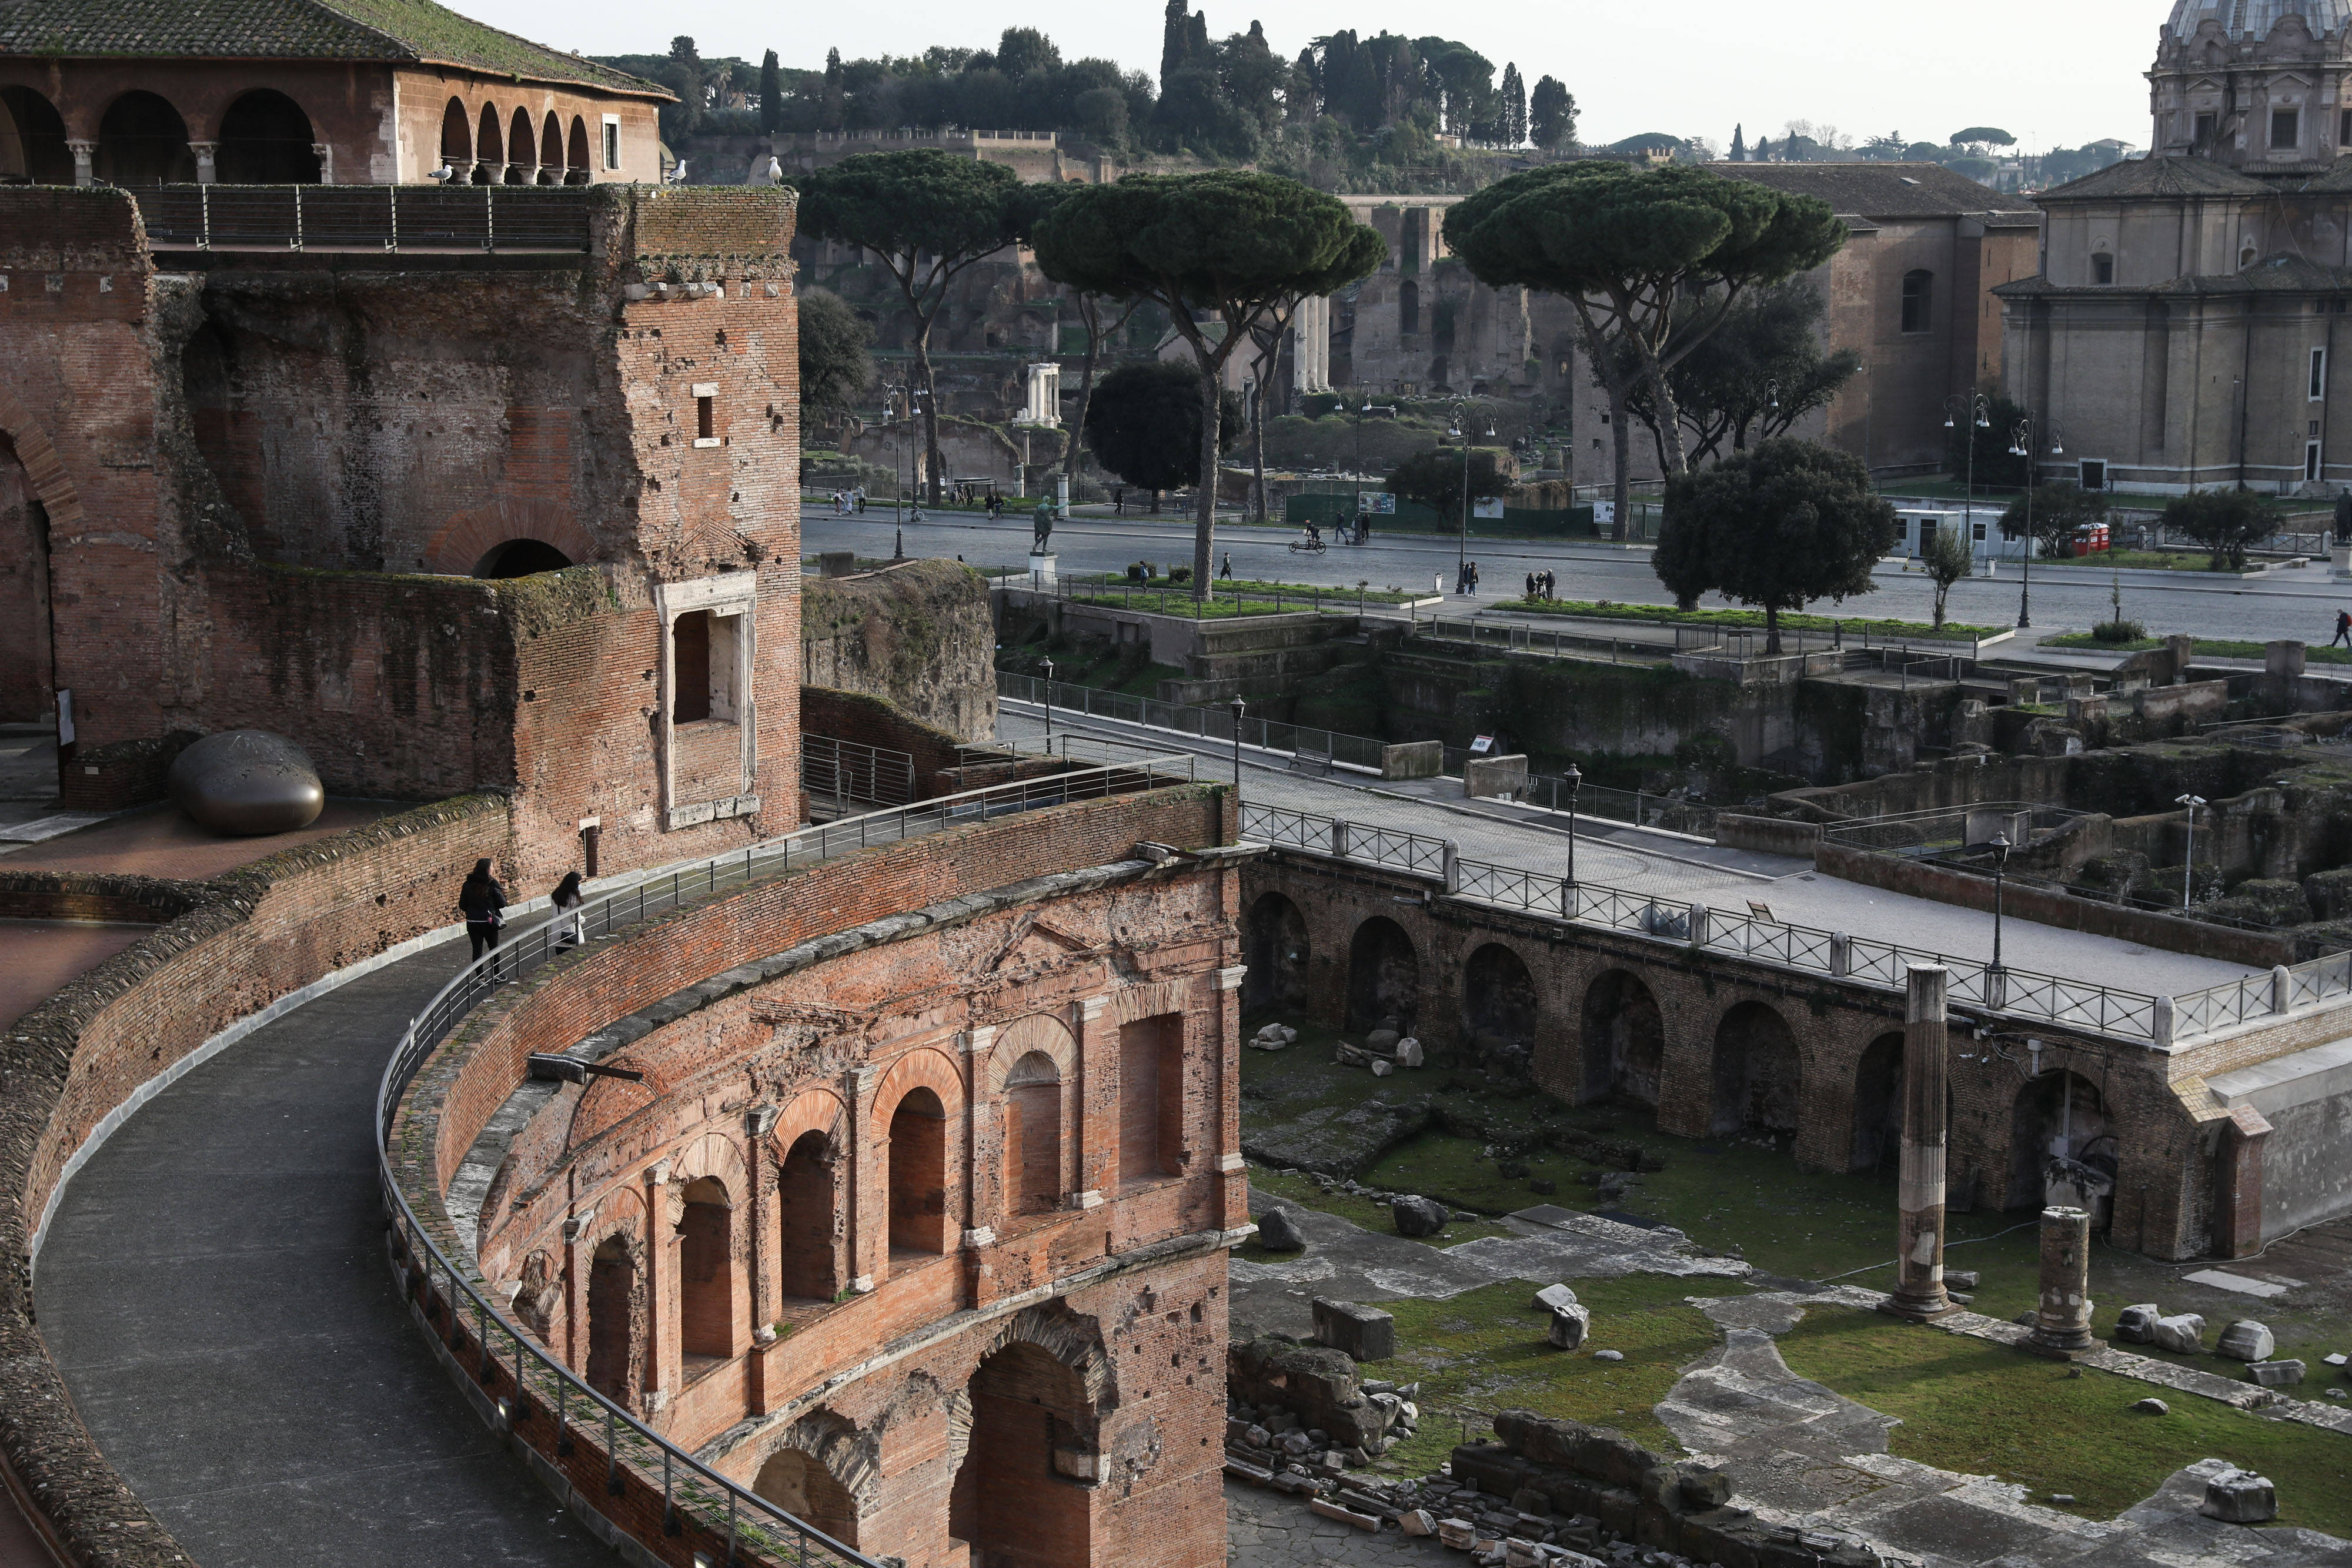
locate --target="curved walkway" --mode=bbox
[34,938,613,1568]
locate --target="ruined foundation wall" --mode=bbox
[801,560,998,743]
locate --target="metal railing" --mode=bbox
[1818,803,2090,857]
[801,734,915,811]
[374,756,1197,1568]
[1237,799,2183,1045]
[998,671,1388,772]
[1439,750,1720,838]
[131,185,595,253]
[990,571,1424,622]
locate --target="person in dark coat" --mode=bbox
[551,870,585,948]
[458,859,507,971]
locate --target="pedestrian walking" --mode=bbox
[1469,561,1482,593]
[458,858,507,975]
[854,489,866,514]
[1544,569,1557,600]
[550,870,586,948]
[1220,551,1234,579]
[2334,609,2351,648]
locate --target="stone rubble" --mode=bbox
[2216,1320,2276,1362]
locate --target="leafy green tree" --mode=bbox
[1498,65,1527,146]
[1386,446,1513,528]
[2163,489,2277,570]
[1019,182,1145,488]
[1621,279,1862,467]
[1082,361,1242,493]
[1444,162,1844,539]
[1529,76,1574,148]
[1919,521,1974,629]
[1999,483,2107,559]
[797,287,875,433]
[821,48,846,131]
[758,50,781,135]
[1950,126,2016,148]
[1033,171,1384,592]
[657,36,706,142]
[791,151,1031,504]
[1655,439,1896,651]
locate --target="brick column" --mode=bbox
[644,1158,679,1412]
[846,1064,882,1291]
[1073,995,1114,1207]
[746,1106,779,1342]
[1213,964,1250,1230]
[961,1025,1000,1306]
[2214,1103,2271,1259]
[560,1209,590,1372]
[2026,1205,2097,1356]
[1885,965,1954,1320]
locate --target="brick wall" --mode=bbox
[800,686,973,798]
[801,559,998,741]
[0,794,514,1568]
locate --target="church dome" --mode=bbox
[2169,0,2351,37]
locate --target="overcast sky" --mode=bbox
[469,0,2162,154]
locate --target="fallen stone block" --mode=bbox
[1313,1296,1397,1361]
[1592,1349,1625,1363]
[1401,1510,1436,1537]
[2201,1468,2278,1524]
[1546,1303,1592,1350]
[2114,1304,2161,1343]
[2217,1320,2276,1362]
[2131,1398,2169,1415]
[1505,1539,1541,1568]
[1946,1269,1980,1290]
[1508,1487,1552,1516]
[1396,1037,1424,1068]
[1311,1499,1380,1530]
[1392,1194,1451,1236]
[2247,1359,2304,1386]
[1372,1059,1394,1077]
[1224,1456,1276,1485]
[1256,1206,1307,1252]
[1533,1283,1581,1313]
[2151,1313,2206,1353]
[1439,1518,1479,1550]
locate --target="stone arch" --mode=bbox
[875,1045,967,1123]
[215,89,319,183]
[473,537,574,578]
[1709,1000,1802,1137]
[0,392,87,541]
[421,497,597,576]
[474,102,503,181]
[567,115,592,182]
[580,1183,647,1405]
[968,1300,1120,1418]
[1242,891,1309,1014]
[951,1324,1102,1566]
[1463,941,1538,1047]
[507,106,536,179]
[673,1129,749,1190]
[540,111,563,180]
[439,96,472,169]
[878,1052,962,1264]
[1850,1031,1906,1174]
[985,1014,1077,1093]
[752,1408,874,1544]
[1345,915,1419,1034]
[1,86,75,183]
[2007,1069,2112,1212]
[1578,969,1663,1108]
[97,89,195,185]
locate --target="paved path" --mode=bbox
[998,708,2256,997]
[34,942,611,1568]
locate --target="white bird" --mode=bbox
[760,155,784,186]
[427,164,456,182]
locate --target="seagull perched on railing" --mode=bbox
[427,164,456,182]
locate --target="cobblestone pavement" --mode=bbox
[996,708,2256,996]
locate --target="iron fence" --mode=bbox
[801,735,916,812]
[1439,750,1720,838]
[131,184,596,253]
[997,672,1388,772]
[374,756,1195,1568]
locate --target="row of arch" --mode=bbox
[438,97,596,184]
[1247,894,2113,1206]
[1,85,321,185]
[562,1011,1187,1411]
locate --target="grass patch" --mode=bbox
[2044,632,2167,652]
[1502,599,1996,640]
[1378,1276,1724,1471]
[1778,1306,2352,1533]
[1058,574,1426,620]
[1247,1166,1514,1249]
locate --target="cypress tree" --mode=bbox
[758,49,781,135]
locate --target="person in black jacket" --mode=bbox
[550,870,585,948]
[458,859,507,972]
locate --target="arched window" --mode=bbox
[473,103,503,183]
[677,1175,739,1364]
[439,97,472,173]
[585,1233,637,1401]
[567,116,592,183]
[755,1449,858,1544]
[887,1087,948,1259]
[1400,278,1421,335]
[1900,270,1934,334]
[216,90,319,183]
[96,91,195,185]
[542,111,563,182]
[1117,1014,1184,1187]
[1,86,74,184]
[1004,1051,1063,1216]
[507,107,535,181]
[776,1131,837,1300]
[950,1343,1094,1564]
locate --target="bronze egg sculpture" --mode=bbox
[168,730,326,836]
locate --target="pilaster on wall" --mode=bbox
[847,1064,882,1292]
[1074,995,1115,1206]
[1214,965,1249,1229]
[646,1158,679,1409]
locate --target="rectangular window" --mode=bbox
[1917,518,1939,552]
[2273,108,2301,149]
[2092,253,2114,285]
[1900,270,1933,333]
[671,610,710,723]
[2342,108,2352,144]
[1973,521,1988,541]
[2308,440,2324,482]
[1116,1014,1184,1186]
[691,380,720,447]
[602,115,621,171]
[2313,347,2329,400]
[2196,111,2218,145]
[2079,459,2107,492]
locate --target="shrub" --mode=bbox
[2091,618,2146,644]
[1169,565,1193,584]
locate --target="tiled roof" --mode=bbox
[2036,156,2268,200]
[0,0,668,96]
[1707,161,2037,220]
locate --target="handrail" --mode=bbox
[1237,800,2177,1046]
[374,755,1197,1567]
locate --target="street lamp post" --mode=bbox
[2176,793,2207,908]
[1943,392,1992,544]
[1040,657,1055,750]
[1987,832,2012,973]
[1230,696,1246,792]
[1446,397,1498,594]
[1562,762,1583,888]
[2009,417,2042,629]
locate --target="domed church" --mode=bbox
[1997,0,2352,494]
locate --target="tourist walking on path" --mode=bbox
[1220,551,1234,580]
[550,870,585,948]
[458,859,507,973]
[2333,609,2351,648]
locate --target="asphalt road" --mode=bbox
[805,506,2345,644]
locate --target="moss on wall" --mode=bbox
[803,559,997,740]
